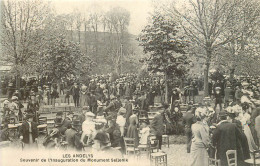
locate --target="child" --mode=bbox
[139,121,150,145]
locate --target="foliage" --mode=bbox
[138,11,190,77]
[0,0,51,79]
[38,35,94,82]
[209,70,224,82]
[164,0,260,95]
[137,66,150,80]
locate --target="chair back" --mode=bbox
[226,150,237,166]
[208,158,221,166]
[9,117,16,125]
[148,135,159,153]
[123,137,136,148]
[252,150,260,166]
[123,137,137,155]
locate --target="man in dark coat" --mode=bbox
[54,111,71,135]
[208,80,213,98]
[50,86,59,106]
[70,82,80,107]
[150,110,165,149]
[89,91,98,114]
[224,85,233,107]
[124,97,133,128]
[212,111,244,166]
[104,96,116,117]
[182,107,196,153]
[214,87,223,112]
[64,121,82,151]
[138,92,149,118]
[19,114,39,149]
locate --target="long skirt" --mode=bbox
[190,143,208,166]
[126,125,139,147]
[244,124,258,152]
[23,133,37,150]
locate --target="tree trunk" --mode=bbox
[16,73,20,90]
[204,59,210,97]
[165,72,169,104]
[84,25,87,54]
[78,30,80,44]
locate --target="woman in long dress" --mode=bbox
[126,109,139,147]
[237,103,258,152]
[190,108,210,166]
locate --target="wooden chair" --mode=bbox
[162,135,169,148]
[148,135,160,158]
[226,150,237,166]
[8,117,19,138]
[150,152,167,166]
[208,158,221,166]
[41,105,55,113]
[162,125,169,148]
[123,137,140,157]
[245,150,260,166]
[37,117,48,134]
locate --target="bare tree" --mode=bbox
[165,0,249,96]
[75,11,82,44]
[1,0,50,88]
[104,7,130,74]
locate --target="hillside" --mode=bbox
[63,30,144,74]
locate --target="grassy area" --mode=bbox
[169,135,186,144]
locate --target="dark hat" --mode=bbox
[25,113,34,119]
[67,111,74,115]
[94,132,110,145]
[218,111,227,117]
[72,120,81,126]
[56,111,63,116]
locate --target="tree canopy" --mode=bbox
[138,11,190,77]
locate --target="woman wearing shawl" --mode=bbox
[237,102,258,152]
[190,107,210,166]
[126,109,139,147]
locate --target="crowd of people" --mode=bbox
[185,76,260,166]
[1,73,197,156]
[1,73,260,165]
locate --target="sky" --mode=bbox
[51,0,154,35]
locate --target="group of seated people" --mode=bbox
[12,102,165,155]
